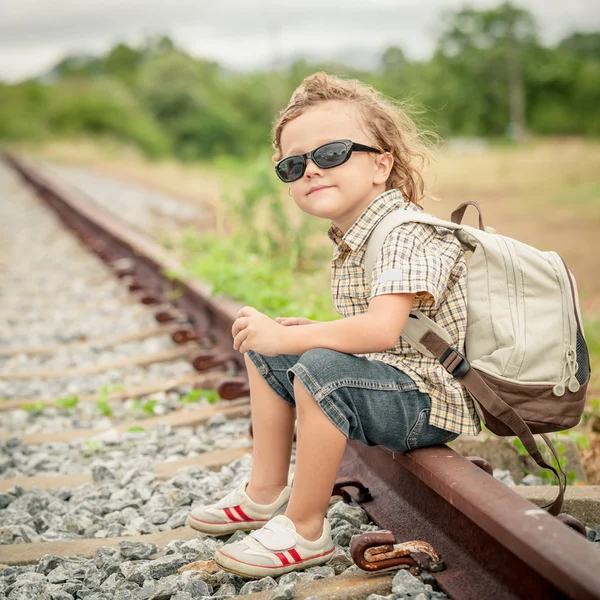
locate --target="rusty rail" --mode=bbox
[4,153,600,600]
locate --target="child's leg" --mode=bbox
[244,353,296,504]
[283,376,347,541]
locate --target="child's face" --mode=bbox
[280,100,391,231]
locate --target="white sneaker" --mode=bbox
[186,480,292,535]
[215,514,335,578]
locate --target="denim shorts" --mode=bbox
[246,348,458,454]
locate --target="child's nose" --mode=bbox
[304,158,323,178]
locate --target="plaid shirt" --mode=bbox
[328,189,480,436]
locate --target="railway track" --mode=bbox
[0,154,599,600]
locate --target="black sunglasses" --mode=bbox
[275,139,382,183]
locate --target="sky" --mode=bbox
[1,0,599,82]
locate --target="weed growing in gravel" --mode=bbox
[178,388,220,404]
[22,400,46,413]
[513,436,580,485]
[95,383,125,417]
[81,439,102,456]
[55,395,79,410]
[127,426,146,433]
[129,398,159,415]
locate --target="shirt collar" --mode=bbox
[327,189,420,253]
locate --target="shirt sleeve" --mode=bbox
[368,222,460,309]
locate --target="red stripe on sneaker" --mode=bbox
[288,549,302,562]
[275,552,290,566]
[233,505,252,521]
[223,507,240,522]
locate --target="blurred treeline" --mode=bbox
[1,2,599,160]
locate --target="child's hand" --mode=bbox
[275,317,319,326]
[232,306,283,356]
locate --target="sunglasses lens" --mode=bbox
[276,157,305,182]
[314,142,348,168]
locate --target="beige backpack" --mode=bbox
[365,201,591,515]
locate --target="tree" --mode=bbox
[434,1,538,139]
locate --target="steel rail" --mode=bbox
[4,153,599,600]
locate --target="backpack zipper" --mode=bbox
[550,252,580,396]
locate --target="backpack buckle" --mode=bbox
[439,348,470,379]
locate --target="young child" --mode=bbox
[186,72,480,578]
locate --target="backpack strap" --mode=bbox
[364,210,461,358]
[421,330,567,515]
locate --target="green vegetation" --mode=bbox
[2,4,599,159]
[513,434,585,486]
[129,398,159,415]
[95,383,124,417]
[171,158,337,320]
[54,395,79,410]
[127,426,147,433]
[21,400,46,413]
[178,388,221,404]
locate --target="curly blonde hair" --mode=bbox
[272,72,435,208]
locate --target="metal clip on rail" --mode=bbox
[351,533,445,575]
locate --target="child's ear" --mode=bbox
[373,152,394,185]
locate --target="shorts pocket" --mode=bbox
[406,408,430,451]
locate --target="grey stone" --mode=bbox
[216,583,237,597]
[0,492,14,508]
[493,469,516,486]
[33,510,64,533]
[521,474,543,486]
[179,537,220,561]
[118,540,158,560]
[327,547,354,575]
[6,582,49,599]
[91,465,116,484]
[164,539,184,555]
[148,574,179,600]
[171,594,193,600]
[278,571,301,586]
[219,572,247,592]
[206,413,227,429]
[392,569,426,596]
[146,511,169,525]
[93,546,121,576]
[327,501,369,528]
[305,565,335,580]
[36,555,63,575]
[332,523,359,547]
[239,576,277,595]
[269,582,297,600]
[45,584,75,600]
[181,579,211,597]
[166,508,189,529]
[113,591,137,600]
[120,554,187,584]
[47,560,88,583]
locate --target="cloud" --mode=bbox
[0,0,598,81]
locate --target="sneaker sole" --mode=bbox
[215,546,335,578]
